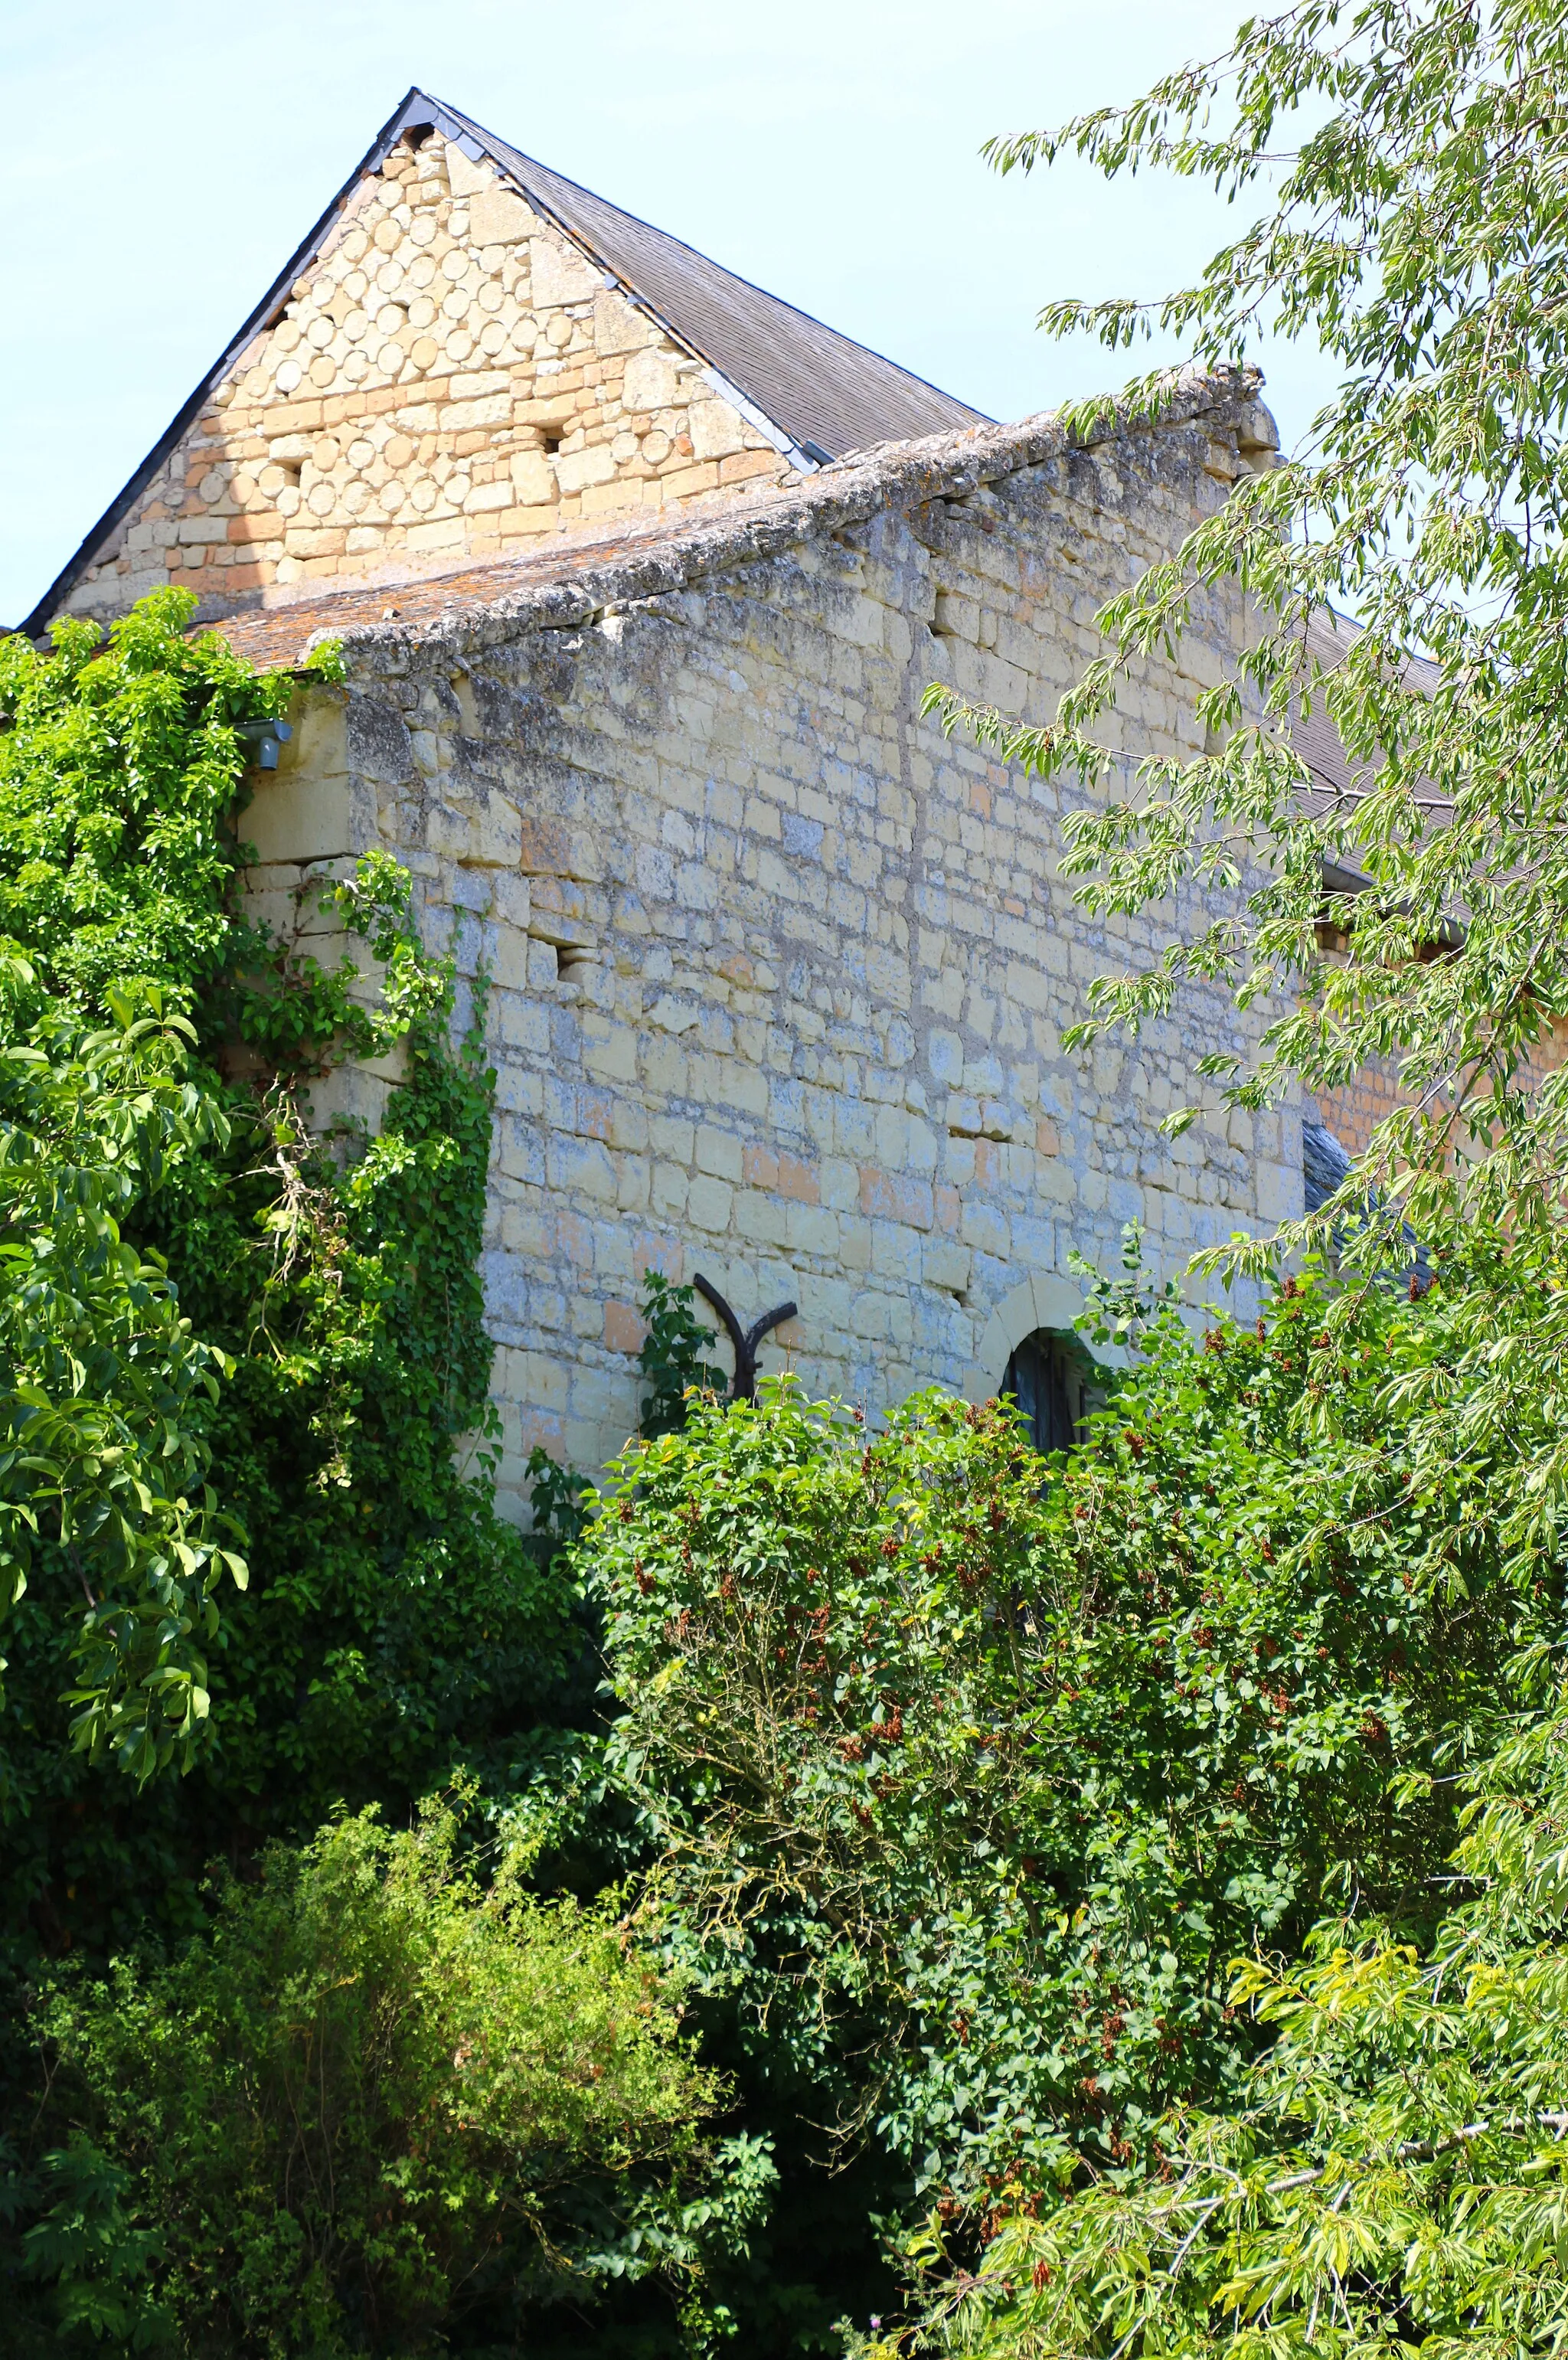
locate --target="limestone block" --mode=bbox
[555,443,616,495]
[595,291,652,356]
[508,449,557,505]
[464,479,515,514]
[445,145,491,201]
[688,400,748,461]
[687,1175,733,1232]
[622,347,681,413]
[443,395,512,431]
[427,791,524,867]
[531,234,600,306]
[694,1126,743,1182]
[307,1047,407,1137]
[469,185,538,245]
[240,695,354,865]
[923,1240,972,1293]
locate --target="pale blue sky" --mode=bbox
[2,0,1334,626]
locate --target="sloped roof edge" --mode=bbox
[21,88,439,640]
[22,87,988,640]
[431,96,988,463]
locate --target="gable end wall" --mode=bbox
[63,132,790,626]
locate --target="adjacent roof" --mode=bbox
[21,86,988,637]
[1302,1116,1354,1214]
[1293,607,1443,817]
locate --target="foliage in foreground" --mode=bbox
[0,963,243,1786]
[596,1254,1518,2216]
[864,1671,1568,2360]
[931,0,1568,1554]
[883,0,1568,2342]
[11,1798,768,2356]
[0,590,574,1978]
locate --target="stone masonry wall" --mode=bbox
[66,131,787,624]
[237,387,1296,1506]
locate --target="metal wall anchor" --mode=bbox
[693,1275,798,1404]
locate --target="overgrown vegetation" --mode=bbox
[15,1798,754,2356]
[0,593,726,2351]
[888,0,1568,2349]
[597,1253,1514,2219]
[8,2,1568,2352]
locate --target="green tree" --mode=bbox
[0,590,743,2358]
[0,962,243,1788]
[871,1669,1568,2360]
[0,592,572,1986]
[882,1,1568,2345]
[928,0,1568,1562]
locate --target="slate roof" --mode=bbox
[1302,1116,1354,1214]
[436,94,989,460]
[21,87,987,637]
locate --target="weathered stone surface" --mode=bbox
[237,376,1298,1514]
[60,129,788,626]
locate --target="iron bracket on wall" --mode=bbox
[693,1275,798,1404]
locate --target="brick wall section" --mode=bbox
[234,381,1296,1503]
[1315,1061,1405,1159]
[1318,1028,1568,1162]
[66,132,788,624]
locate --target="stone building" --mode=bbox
[25,88,1305,1499]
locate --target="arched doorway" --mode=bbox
[1002,1328,1093,1455]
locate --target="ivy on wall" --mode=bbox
[0,590,573,1969]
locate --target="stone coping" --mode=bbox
[214,367,1269,672]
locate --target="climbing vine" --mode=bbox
[0,589,572,1966]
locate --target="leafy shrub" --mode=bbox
[0,591,574,1979]
[24,1799,768,2355]
[878,1665,1568,2360]
[594,1256,1514,2208]
[0,963,244,1786]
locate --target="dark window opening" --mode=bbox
[541,430,564,457]
[1003,1329,1093,1456]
